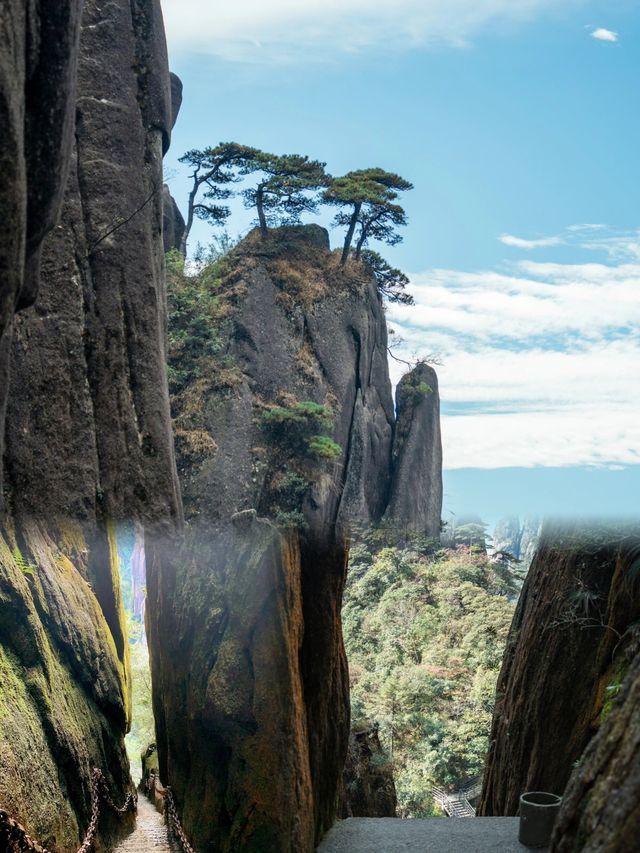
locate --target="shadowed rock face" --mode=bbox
[162,186,186,254]
[550,647,640,853]
[4,0,181,525]
[1,1,180,848]
[342,726,398,818]
[479,521,640,817]
[147,228,443,851]
[0,0,83,504]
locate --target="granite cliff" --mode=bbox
[491,516,541,570]
[479,521,640,818]
[146,227,443,851]
[550,643,640,852]
[0,1,180,849]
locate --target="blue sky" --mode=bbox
[160,0,640,526]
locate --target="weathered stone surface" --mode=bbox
[383,362,442,538]
[0,0,180,849]
[162,186,186,254]
[342,726,397,818]
[148,520,317,853]
[0,0,83,503]
[148,228,443,851]
[0,520,133,852]
[178,226,395,528]
[318,817,531,852]
[5,0,181,526]
[479,521,640,817]
[550,647,640,852]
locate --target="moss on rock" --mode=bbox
[0,520,133,852]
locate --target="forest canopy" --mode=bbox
[342,531,518,817]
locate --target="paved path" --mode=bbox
[112,797,172,853]
[317,817,546,852]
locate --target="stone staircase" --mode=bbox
[112,797,174,853]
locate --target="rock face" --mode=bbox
[0,520,133,852]
[491,516,541,570]
[162,185,186,254]
[4,0,181,525]
[147,228,443,851]
[342,726,397,818]
[0,0,83,505]
[0,1,180,849]
[383,362,442,538]
[479,521,640,817]
[550,646,640,852]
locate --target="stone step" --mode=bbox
[317,817,546,852]
[112,797,173,853]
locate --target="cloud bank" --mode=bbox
[387,229,640,470]
[161,0,579,61]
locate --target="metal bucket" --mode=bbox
[518,791,562,848]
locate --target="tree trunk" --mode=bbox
[354,226,368,260]
[181,171,201,257]
[341,203,361,265]
[257,185,268,237]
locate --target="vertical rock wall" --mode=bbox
[383,362,443,538]
[0,0,180,848]
[0,0,83,506]
[479,522,640,816]
[550,646,640,852]
[147,228,444,851]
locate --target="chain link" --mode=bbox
[0,767,136,853]
[164,787,196,853]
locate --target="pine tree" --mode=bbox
[179,143,259,255]
[241,152,330,236]
[324,168,413,265]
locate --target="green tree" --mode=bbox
[323,168,413,265]
[361,250,414,304]
[241,152,330,237]
[179,142,259,255]
[342,533,517,817]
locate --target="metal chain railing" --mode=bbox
[0,768,136,853]
[164,787,196,853]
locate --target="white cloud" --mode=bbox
[387,230,640,470]
[567,223,607,232]
[499,225,640,261]
[500,233,563,249]
[442,408,640,469]
[591,27,618,42]
[160,0,581,62]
